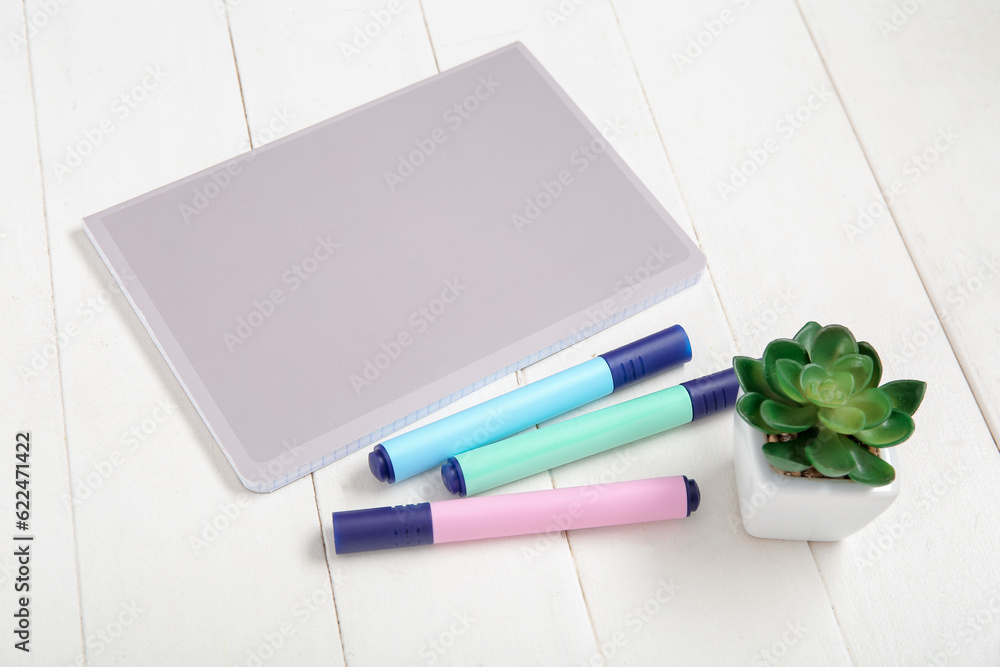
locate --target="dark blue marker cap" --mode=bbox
[441,458,467,497]
[369,444,395,483]
[332,503,433,554]
[600,325,691,391]
[681,367,739,420]
[683,476,701,516]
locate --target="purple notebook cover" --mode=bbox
[84,43,705,491]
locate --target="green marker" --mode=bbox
[440,368,738,496]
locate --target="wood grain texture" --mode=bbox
[793,0,1000,661]
[23,0,343,664]
[796,0,1000,445]
[3,0,998,664]
[316,374,601,666]
[0,1,84,663]
[225,2,603,663]
[419,1,853,663]
[612,0,1000,663]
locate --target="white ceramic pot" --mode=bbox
[732,411,900,541]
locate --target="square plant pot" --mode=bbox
[732,411,900,541]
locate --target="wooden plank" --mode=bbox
[317,374,603,665]
[0,1,84,663]
[24,0,343,663]
[225,0,439,132]
[793,0,1000,661]
[795,0,1000,443]
[417,2,853,664]
[611,0,1000,663]
[226,1,603,663]
[15,0,999,663]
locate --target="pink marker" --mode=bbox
[332,475,699,554]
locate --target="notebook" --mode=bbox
[84,42,705,491]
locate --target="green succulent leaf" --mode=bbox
[733,356,791,404]
[736,392,781,434]
[801,365,855,407]
[857,341,882,389]
[855,410,916,447]
[793,321,822,353]
[760,400,817,434]
[762,438,812,472]
[772,359,807,404]
[810,325,859,370]
[733,356,763,393]
[879,380,927,416]
[831,354,874,393]
[800,364,827,392]
[847,388,893,428]
[762,339,809,398]
[804,430,855,477]
[818,405,866,434]
[843,438,896,486]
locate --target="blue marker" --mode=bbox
[369,324,691,483]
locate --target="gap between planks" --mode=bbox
[17,0,89,660]
[791,0,999,455]
[221,1,352,664]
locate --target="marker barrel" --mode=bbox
[442,368,738,496]
[444,386,691,496]
[369,325,691,483]
[332,475,699,554]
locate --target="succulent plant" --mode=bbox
[734,322,926,487]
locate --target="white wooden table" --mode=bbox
[2,1,999,664]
